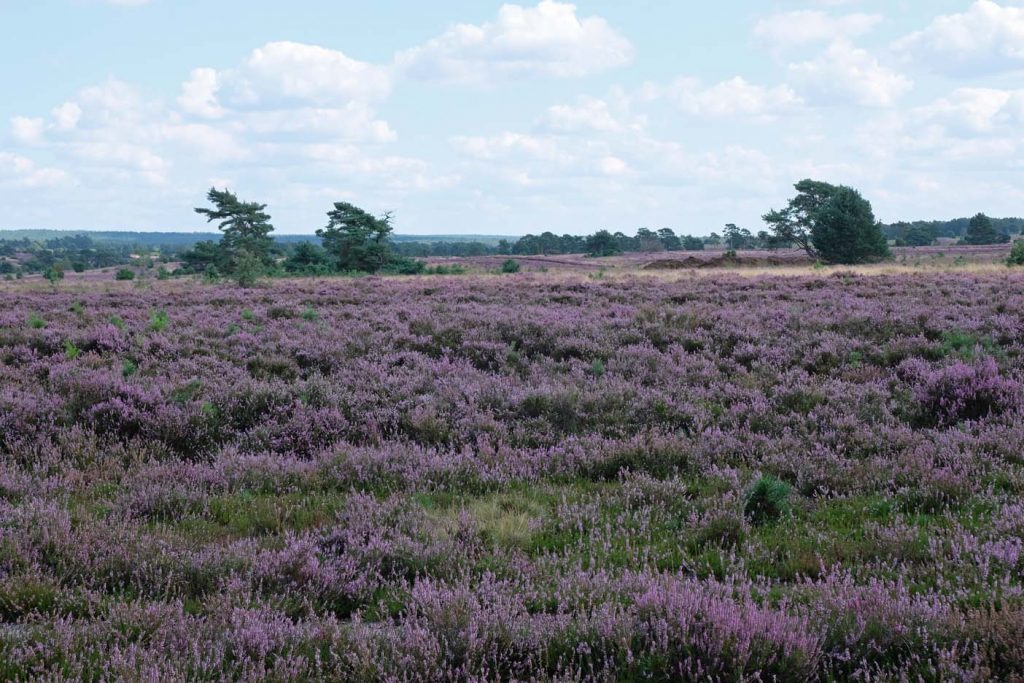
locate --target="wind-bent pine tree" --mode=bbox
[194,188,275,271]
[317,202,395,273]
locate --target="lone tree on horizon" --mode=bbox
[194,187,275,270]
[764,179,889,264]
[317,202,395,273]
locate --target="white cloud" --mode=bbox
[51,103,82,131]
[178,68,225,119]
[754,10,882,48]
[894,0,1024,75]
[647,77,802,119]
[543,95,645,133]
[11,117,45,144]
[788,41,912,107]
[395,0,633,84]
[0,152,72,188]
[234,42,392,106]
[859,87,1024,167]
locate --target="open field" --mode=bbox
[2,269,1024,680]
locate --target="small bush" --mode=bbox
[1008,240,1024,267]
[27,313,45,330]
[148,309,169,333]
[501,259,521,274]
[63,340,81,360]
[744,475,791,525]
[115,268,135,281]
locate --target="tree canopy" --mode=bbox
[316,202,395,273]
[963,213,1009,245]
[194,188,275,273]
[765,180,889,264]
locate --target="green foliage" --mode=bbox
[69,301,85,315]
[202,264,221,283]
[27,313,45,329]
[194,188,275,268]
[811,186,890,264]
[156,266,171,280]
[115,268,135,281]
[382,258,427,275]
[284,242,332,275]
[586,230,620,257]
[590,359,606,377]
[501,259,521,274]
[148,309,169,333]
[301,307,319,322]
[121,359,138,378]
[681,235,705,251]
[63,340,81,360]
[317,202,395,273]
[43,266,64,284]
[108,315,125,330]
[744,475,791,525]
[763,179,839,256]
[232,250,264,288]
[1008,241,1024,267]
[766,180,888,264]
[963,213,1009,246]
[241,308,256,322]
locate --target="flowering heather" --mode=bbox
[1,271,1024,680]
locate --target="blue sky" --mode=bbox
[2,0,1023,235]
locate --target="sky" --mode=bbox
[1,0,1023,235]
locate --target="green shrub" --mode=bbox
[63,340,81,360]
[148,309,169,332]
[27,313,45,330]
[115,268,135,281]
[501,259,521,274]
[744,475,791,525]
[1008,241,1024,267]
[384,258,427,275]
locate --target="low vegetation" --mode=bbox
[1,271,1023,679]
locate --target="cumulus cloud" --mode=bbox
[0,152,72,188]
[860,87,1024,167]
[894,0,1024,75]
[543,95,646,133]
[395,0,633,84]
[788,41,912,107]
[646,77,802,120]
[754,10,883,48]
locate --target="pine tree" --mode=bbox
[194,188,275,272]
[317,202,394,273]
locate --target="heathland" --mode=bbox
[1,256,1023,680]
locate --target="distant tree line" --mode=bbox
[883,216,1022,245]
[0,234,168,280]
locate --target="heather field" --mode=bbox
[3,270,1024,681]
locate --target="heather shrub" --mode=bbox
[744,475,791,525]
[907,356,1020,427]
